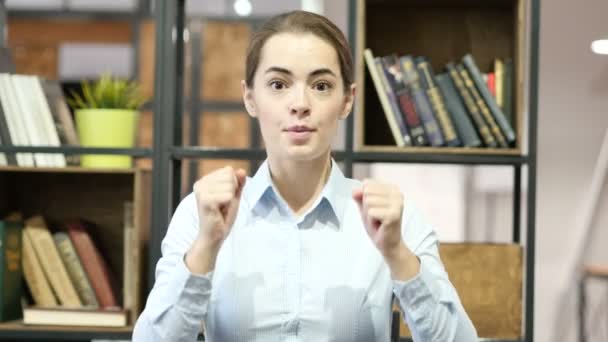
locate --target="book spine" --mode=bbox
[495,59,504,110]
[463,54,516,145]
[53,232,99,308]
[0,104,17,165]
[375,58,413,146]
[415,58,461,147]
[363,49,405,147]
[458,64,509,148]
[503,59,514,127]
[400,56,444,146]
[380,54,427,146]
[435,73,482,148]
[22,230,57,307]
[68,222,119,309]
[446,63,497,148]
[25,217,82,307]
[0,220,23,321]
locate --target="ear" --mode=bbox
[339,83,356,120]
[241,80,257,118]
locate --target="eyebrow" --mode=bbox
[264,66,337,79]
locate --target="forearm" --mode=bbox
[393,259,477,342]
[384,242,420,282]
[133,255,213,342]
[185,236,222,275]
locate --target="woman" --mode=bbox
[133,10,477,342]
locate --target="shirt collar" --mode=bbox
[243,158,349,226]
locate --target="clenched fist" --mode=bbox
[352,179,420,281]
[352,179,405,257]
[193,166,247,246]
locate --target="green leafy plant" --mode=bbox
[67,73,148,111]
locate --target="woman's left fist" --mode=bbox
[352,179,405,257]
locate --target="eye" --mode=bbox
[314,81,332,92]
[269,80,287,90]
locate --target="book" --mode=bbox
[0,215,23,321]
[502,58,514,127]
[363,49,406,147]
[415,56,461,147]
[399,55,444,146]
[494,59,504,109]
[377,53,427,146]
[24,216,82,307]
[23,306,127,327]
[0,134,6,166]
[0,101,17,165]
[22,227,57,307]
[375,58,413,146]
[40,78,80,166]
[122,201,138,323]
[0,74,34,166]
[11,75,54,166]
[457,64,508,148]
[435,73,482,148]
[29,76,66,167]
[487,72,496,98]
[445,63,496,148]
[67,221,119,309]
[463,54,516,146]
[53,232,99,308]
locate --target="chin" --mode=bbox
[281,144,329,162]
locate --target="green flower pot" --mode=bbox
[75,109,139,168]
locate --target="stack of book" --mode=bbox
[364,49,515,149]
[0,73,79,167]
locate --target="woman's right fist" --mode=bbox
[193,166,247,245]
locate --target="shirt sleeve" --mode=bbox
[392,202,478,342]
[132,193,213,342]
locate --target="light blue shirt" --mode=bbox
[133,159,477,341]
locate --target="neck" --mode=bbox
[267,152,332,216]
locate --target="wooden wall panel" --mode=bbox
[201,21,250,101]
[11,44,58,79]
[8,18,132,45]
[399,243,522,338]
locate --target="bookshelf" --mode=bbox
[0,166,152,337]
[0,1,155,340]
[356,0,526,156]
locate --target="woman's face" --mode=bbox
[242,32,355,162]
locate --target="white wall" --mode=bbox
[537,0,608,340]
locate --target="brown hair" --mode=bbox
[245,10,353,93]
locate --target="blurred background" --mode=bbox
[1,0,607,341]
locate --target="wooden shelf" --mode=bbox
[0,321,133,340]
[0,167,152,328]
[0,166,138,174]
[357,145,522,155]
[355,0,526,153]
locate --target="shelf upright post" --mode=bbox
[525,0,540,341]
[149,0,186,294]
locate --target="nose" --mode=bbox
[289,85,311,117]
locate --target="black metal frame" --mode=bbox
[0,0,539,340]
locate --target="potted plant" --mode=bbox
[67,74,148,168]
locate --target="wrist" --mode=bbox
[384,242,420,281]
[185,236,223,275]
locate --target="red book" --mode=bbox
[66,221,119,309]
[487,72,496,98]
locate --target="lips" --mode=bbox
[285,125,315,132]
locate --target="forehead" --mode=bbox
[258,32,340,74]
